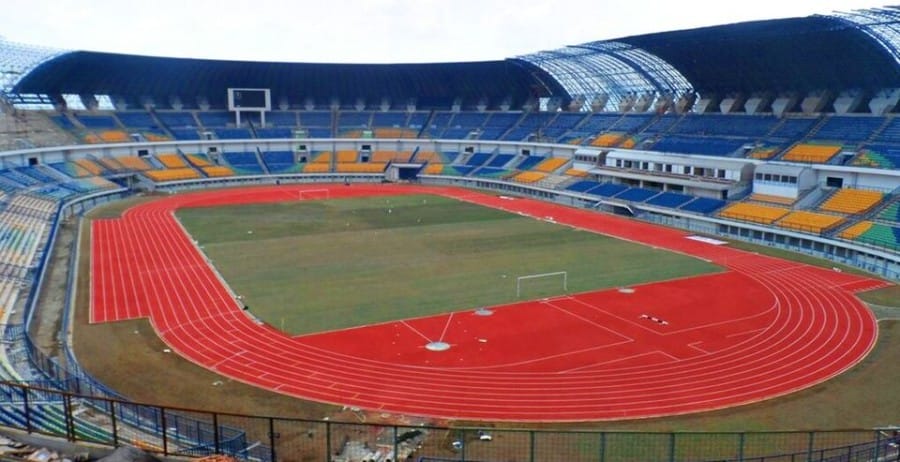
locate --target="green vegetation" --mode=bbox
[176,194,720,334]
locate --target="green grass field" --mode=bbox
[175,194,720,334]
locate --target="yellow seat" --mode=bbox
[718,203,791,224]
[513,171,548,183]
[749,193,796,206]
[157,153,187,168]
[144,168,202,181]
[777,211,845,234]
[782,144,841,163]
[590,133,625,147]
[819,189,883,215]
[201,166,235,177]
[533,157,568,173]
[840,221,873,239]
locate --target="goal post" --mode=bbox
[516,271,567,298]
[298,189,330,200]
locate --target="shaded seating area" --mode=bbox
[261,151,300,173]
[221,152,264,174]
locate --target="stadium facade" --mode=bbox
[0,4,898,462]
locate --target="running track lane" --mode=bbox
[89,184,890,421]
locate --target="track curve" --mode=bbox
[89,184,889,421]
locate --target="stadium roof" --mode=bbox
[3,6,900,111]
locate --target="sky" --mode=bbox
[0,0,888,64]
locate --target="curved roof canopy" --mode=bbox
[4,6,900,111]
[5,51,564,109]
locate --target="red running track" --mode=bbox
[89,184,890,421]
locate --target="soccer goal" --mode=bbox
[298,188,330,200]
[516,271,567,299]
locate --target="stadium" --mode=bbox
[0,4,899,462]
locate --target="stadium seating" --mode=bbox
[201,166,235,177]
[877,202,900,223]
[589,133,626,147]
[532,157,568,173]
[646,192,694,208]
[74,114,118,129]
[261,151,299,173]
[818,188,884,215]
[590,183,629,197]
[851,145,900,169]
[680,197,727,214]
[781,143,842,163]
[143,168,201,182]
[370,151,413,163]
[749,193,796,206]
[649,135,746,156]
[615,187,659,202]
[812,116,885,142]
[718,202,791,224]
[510,171,547,183]
[841,221,900,250]
[777,210,845,234]
[156,153,187,168]
[221,152,264,174]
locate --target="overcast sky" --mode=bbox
[0,0,886,63]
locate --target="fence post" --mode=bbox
[212,412,220,455]
[599,432,606,462]
[110,401,118,447]
[806,431,815,462]
[268,417,276,462]
[873,430,881,461]
[738,432,745,462]
[325,419,331,462]
[62,394,75,441]
[161,406,169,456]
[668,432,676,462]
[22,387,31,434]
[392,425,398,462]
[529,430,535,462]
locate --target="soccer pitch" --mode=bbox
[176,194,720,335]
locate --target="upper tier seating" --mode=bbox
[812,116,885,142]
[781,143,842,163]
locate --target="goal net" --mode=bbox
[298,189,330,200]
[516,271,568,299]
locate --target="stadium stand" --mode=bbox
[780,143,843,163]
[3,6,900,459]
[718,202,791,224]
[818,188,884,215]
[777,210,846,234]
